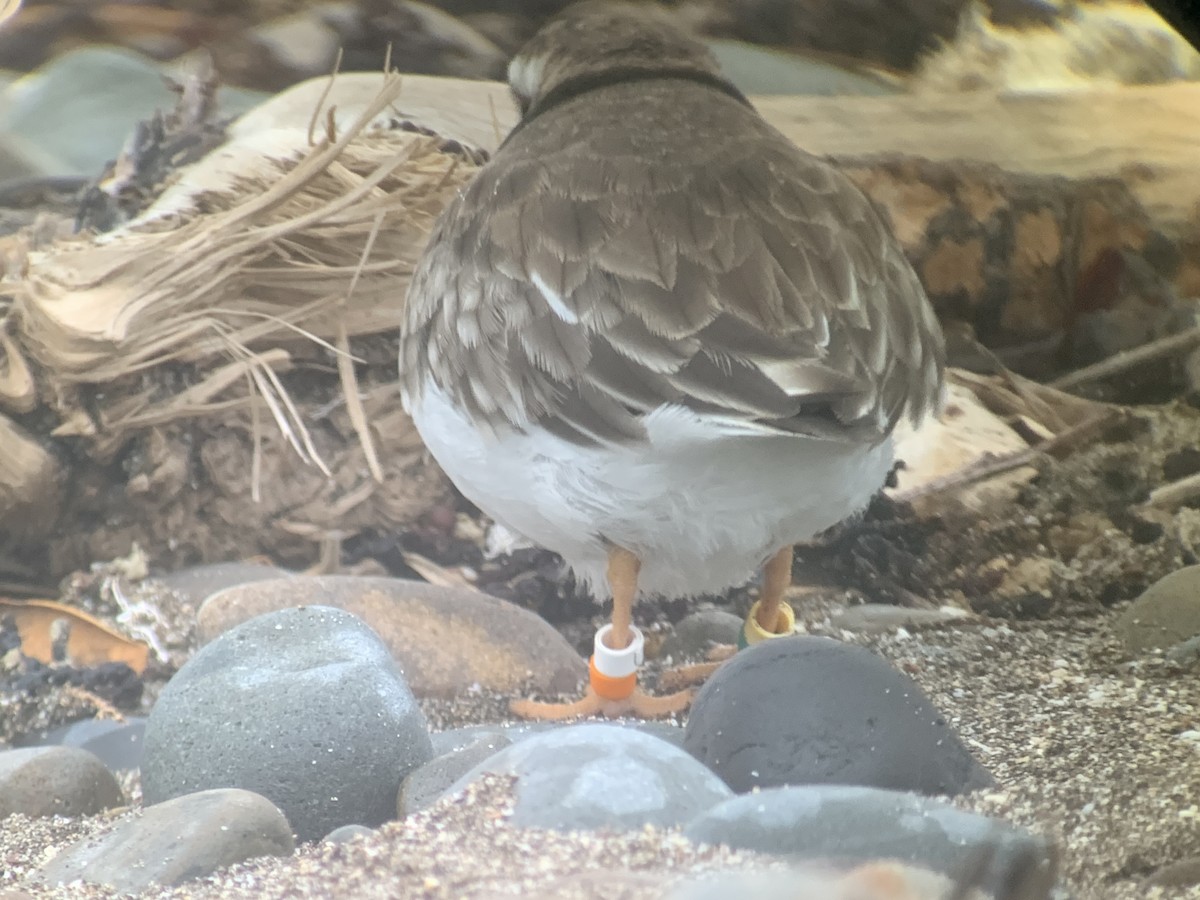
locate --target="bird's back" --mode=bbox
[402,40,942,452]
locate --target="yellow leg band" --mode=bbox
[740,600,796,647]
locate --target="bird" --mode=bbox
[399,1,945,719]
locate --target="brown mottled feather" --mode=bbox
[401,35,943,448]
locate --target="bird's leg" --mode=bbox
[509,545,693,720]
[751,545,795,636]
[657,546,797,691]
[607,545,638,651]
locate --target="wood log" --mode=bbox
[839,157,1178,375]
[758,84,1200,372]
[754,83,1200,238]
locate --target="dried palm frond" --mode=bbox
[1,71,484,469]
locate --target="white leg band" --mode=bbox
[593,624,644,678]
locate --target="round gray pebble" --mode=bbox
[141,605,434,841]
[666,866,949,899]
[683,636,992,795]
[399,731,512,817]
[1115,565,1200,653]
[158,561,295,609]
[17,717,146,772]
[0,746,123,818]
[660,609,743,661]
[432,721,684,752]
[441,723,732,832]
[323,824,376,844]
[0,47,265,177]
[684,785,1057,898]
[431,726,527,755]
[35,788,293,893]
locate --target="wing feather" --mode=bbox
[401,84,944,446]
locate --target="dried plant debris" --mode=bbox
[0,177,89,240]
[3,72,480,454]
[0,597,149,675]
[49,548,197,674]
[76,55,229,232]
[0,74,482,579]
[794,402,1200,618]
[0,616,143,744]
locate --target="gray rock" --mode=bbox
[0,48,173,177]
[157,562,295,608]
[442,723,732,832]
[707,40,899,96]
[35,788,292,892]
[684,786,1057,899]
[398,731,512,817]
[831,604,974,634]
[1116,566,1200,653]
[244,1,507,82]
[246,8,345,75]
[196,576,586,699]
[668,864,971,900]
[141,606,434,841]
[0,48,264,178]
[0,134,58,182]
[15,718,146,773]
[1142,856,1200,888]
[323,824,375,844]
[1167,634,1200,666]
[633,721,686,749]
[432,720,685,754]
[660,609,743,661]
[683,636,992,795]
[431,727,513,756]
[74,719,146,772]
[0,746,123,818]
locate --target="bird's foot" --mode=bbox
[657,655,729,692]
[513,623,692,719]
[510,684,693,720]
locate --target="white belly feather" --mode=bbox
[413,382,893,600]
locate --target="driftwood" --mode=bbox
[2,73,1198,586]
[758,84,1200,376]
[842,158,1177,376]
[756,83,1200,236]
